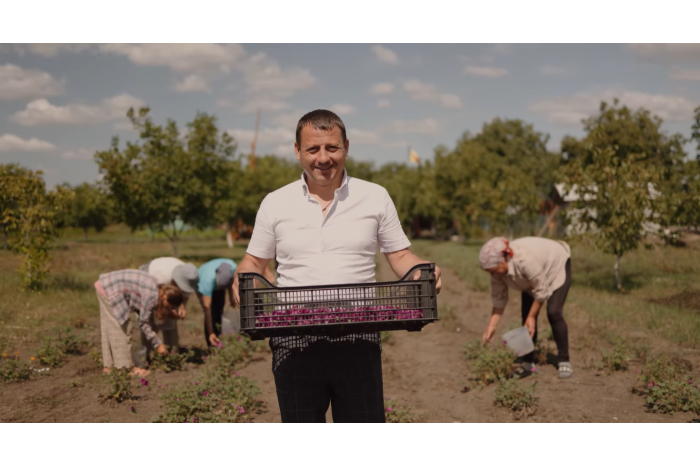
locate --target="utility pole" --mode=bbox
[250,108,260,170]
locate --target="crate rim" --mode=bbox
[238,262,435,292]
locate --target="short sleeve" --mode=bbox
[197,264,215,297]
[246,194,277,259]
[378,188,411,253]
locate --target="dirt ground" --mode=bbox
[1,254,698,423]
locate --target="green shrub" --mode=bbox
[153,371,261,423]
[36,326,88,368]
[597,342,630,373]
[494,378,539,418]
[150,347,193,373]
[99,368,135,403]
[384,399,422,423]
[0,359,34,383]
[380,331,394,345]
[470,343,514,385]
[633,355,700,415]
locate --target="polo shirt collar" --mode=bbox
[301,168,349,197]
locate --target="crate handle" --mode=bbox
[398,263,435,282]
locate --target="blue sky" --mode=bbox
[1,43,700,188]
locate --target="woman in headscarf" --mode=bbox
[479,236,573,379]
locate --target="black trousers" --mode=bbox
[272,339,386,423]
[521,259,571,364]
[197,289,225,347]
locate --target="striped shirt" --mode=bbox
[98,270,161,348]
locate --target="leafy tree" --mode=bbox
[434,138,540,237]
[561,99,686,174]
[217,155,300,235]
[0,164,72,289]
[473,118,560,197]
[61,182,110,240]
[95,107,236,255]
[559,146,663,291]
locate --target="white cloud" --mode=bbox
[371,82,394,95]
[239,97,291,114]
[228,127,295,147]
[271,110,303,128]
[12,44,93,57]
[273,144,296,158]
[388,118,441,135]
[669,69,700,81]
[172,74,211,93]
[62,148,95,160]
[402,80,463,109]
[348,129,381,145]
[242,52,316,96]
[540,65,568,76]
[377,99,391,109]
[0,64,65,100]
[329,104,355,115]
[630,44,700,63]
[529,90,696,126]
[12,93,145,126]
[463,66,508,78]
[371,45,399,65]
[0,134,55,152]
[99,43,245,72]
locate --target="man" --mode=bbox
[233,109,442,423]
[137,257,199,366]
[196,258,238,348]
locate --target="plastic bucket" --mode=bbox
[502,326,535,357]
[221,309,241,335]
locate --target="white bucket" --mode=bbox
[502,326,535,357]
[221,309,241,335]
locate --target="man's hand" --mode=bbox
[156,343,168,355]
[386,249,442,294]
[232,253,271,308]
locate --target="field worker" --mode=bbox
[196,258,238,348]
[94,269,185,377]
[198,258,276,348]
[137,257,199,366]
[233,109,442,423]
[479,236,572,379]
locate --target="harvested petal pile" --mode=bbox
[254,305,423,328]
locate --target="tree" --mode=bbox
[434,138,541,238]
[559,146,662,291]
[61,182,110,240]
[473,118,560,197]
[0,164,72,290]
[561,99,686,174]
[95,107,236,255]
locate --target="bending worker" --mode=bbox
[479,236,572,379]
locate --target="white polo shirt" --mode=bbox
[246,170,411,288]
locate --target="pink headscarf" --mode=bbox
[479,237,513,270]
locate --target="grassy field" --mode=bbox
[2,227,700,422]
[0,225,250,352]
[410,235,700,349]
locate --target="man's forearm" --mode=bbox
[384,249,428,279]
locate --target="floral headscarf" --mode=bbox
[479,237,513,270]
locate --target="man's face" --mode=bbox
[487,260,509,276]
[295,125,348,188]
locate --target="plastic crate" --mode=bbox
[238,263,438,340]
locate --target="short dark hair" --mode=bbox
[295,109,347,147]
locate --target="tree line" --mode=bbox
[2,100,700,290]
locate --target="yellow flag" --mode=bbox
[408,148,420,164]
